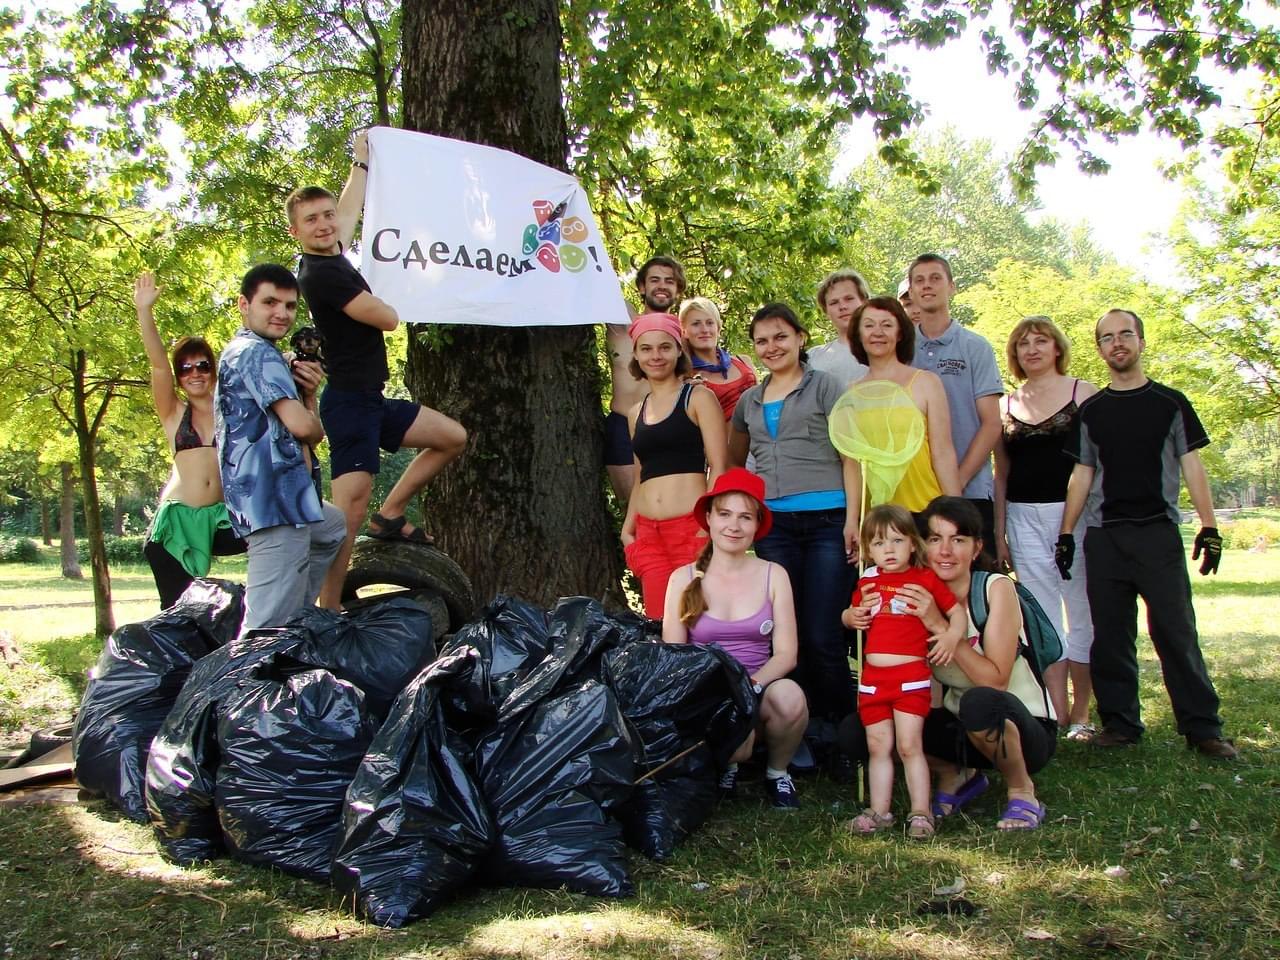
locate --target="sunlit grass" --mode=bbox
[0,542,1275,958]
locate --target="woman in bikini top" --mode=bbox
[136,272,245,608]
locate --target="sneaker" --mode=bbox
[717,766,739,799]
[1188,736,1239,759]
[1091,727,1140,748]
[764,773,800,811]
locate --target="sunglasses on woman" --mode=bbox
[178,359,214,375]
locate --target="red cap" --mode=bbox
[694,467,773,541]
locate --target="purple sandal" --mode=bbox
[931,772,989,818]
[996,797,1046,831]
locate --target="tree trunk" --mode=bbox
[113,496,124,536]
[71,348,114,637]
[399,0,623,608]
[59,463,82,580]
[40,497,52,546]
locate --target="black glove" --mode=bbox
[1054,534,1075,580]
[1193,526,1222,575]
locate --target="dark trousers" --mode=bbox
[145,528,247,610]
[1083,522,1222,741]
[755,507,856,723]
[922,694,1058,775]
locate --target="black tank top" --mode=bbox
[632,383,706,482]
[1002,380,1079,503]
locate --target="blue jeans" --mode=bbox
[755,508,856,723]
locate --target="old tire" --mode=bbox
[342,537,476,632]
[342,587,452,645]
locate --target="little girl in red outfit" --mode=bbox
[842,504,967,838]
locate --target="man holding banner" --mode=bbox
[288,131,467,608]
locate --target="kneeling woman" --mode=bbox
[622,312,728,618]
[662,468,808,810]
[914,496,1056,829]
[851,496,1057,828]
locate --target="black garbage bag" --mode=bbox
[438,596,551,730]
[287,597,437,721]
[72,579,244,821]
[216,666,377,881]
[332,648,494,928]
[146,629,308,865]
[476,678,636,897]
[606,641,755,861]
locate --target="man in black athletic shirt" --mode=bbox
[1058,308,1236,759]
[287,130,466,608]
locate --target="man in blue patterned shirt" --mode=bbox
[216,263,347,634]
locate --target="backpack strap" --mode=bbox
[968,570,991,635]
[967,570,1052,716]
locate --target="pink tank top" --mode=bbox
[688,564,774,675]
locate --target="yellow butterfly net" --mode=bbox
[828,381,925,507]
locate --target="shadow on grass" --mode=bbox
[1,757,1275,960]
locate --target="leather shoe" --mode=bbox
[1188,736,1239,759]
[1091,727,1140,748]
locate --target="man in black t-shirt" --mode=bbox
[1058,309,1236,759]
[287,131,467,608]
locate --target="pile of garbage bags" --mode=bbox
[74,587,756,928]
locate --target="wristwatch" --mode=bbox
[751,682,764,696]
[352,160,369,171]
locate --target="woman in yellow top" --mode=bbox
[829,297,961,515]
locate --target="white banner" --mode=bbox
[361,127,629,327]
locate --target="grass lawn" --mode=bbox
[0,540,1276,959]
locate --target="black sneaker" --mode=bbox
[764,773,800,811]
[717,766,739,799]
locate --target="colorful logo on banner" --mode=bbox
[521,199,600,274]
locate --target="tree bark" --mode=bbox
[399,0,623,608]
[70,348,114,637]
[59,463,82,580]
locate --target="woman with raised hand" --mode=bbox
[621,312,728,619]
[993,317,1099,737]
[663,467,807,810]
[679,297,757,421]
[729,303,859,760]
[135,272,246,608]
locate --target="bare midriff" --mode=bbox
[168,446,225,508]
[632,472,706,521]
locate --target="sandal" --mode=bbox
[931,772,989,818]
[906,810,936,840]
[996,797,1046,831]
[847,808,894,835]
[1065,722,1097,742]
[367,511,435,545]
